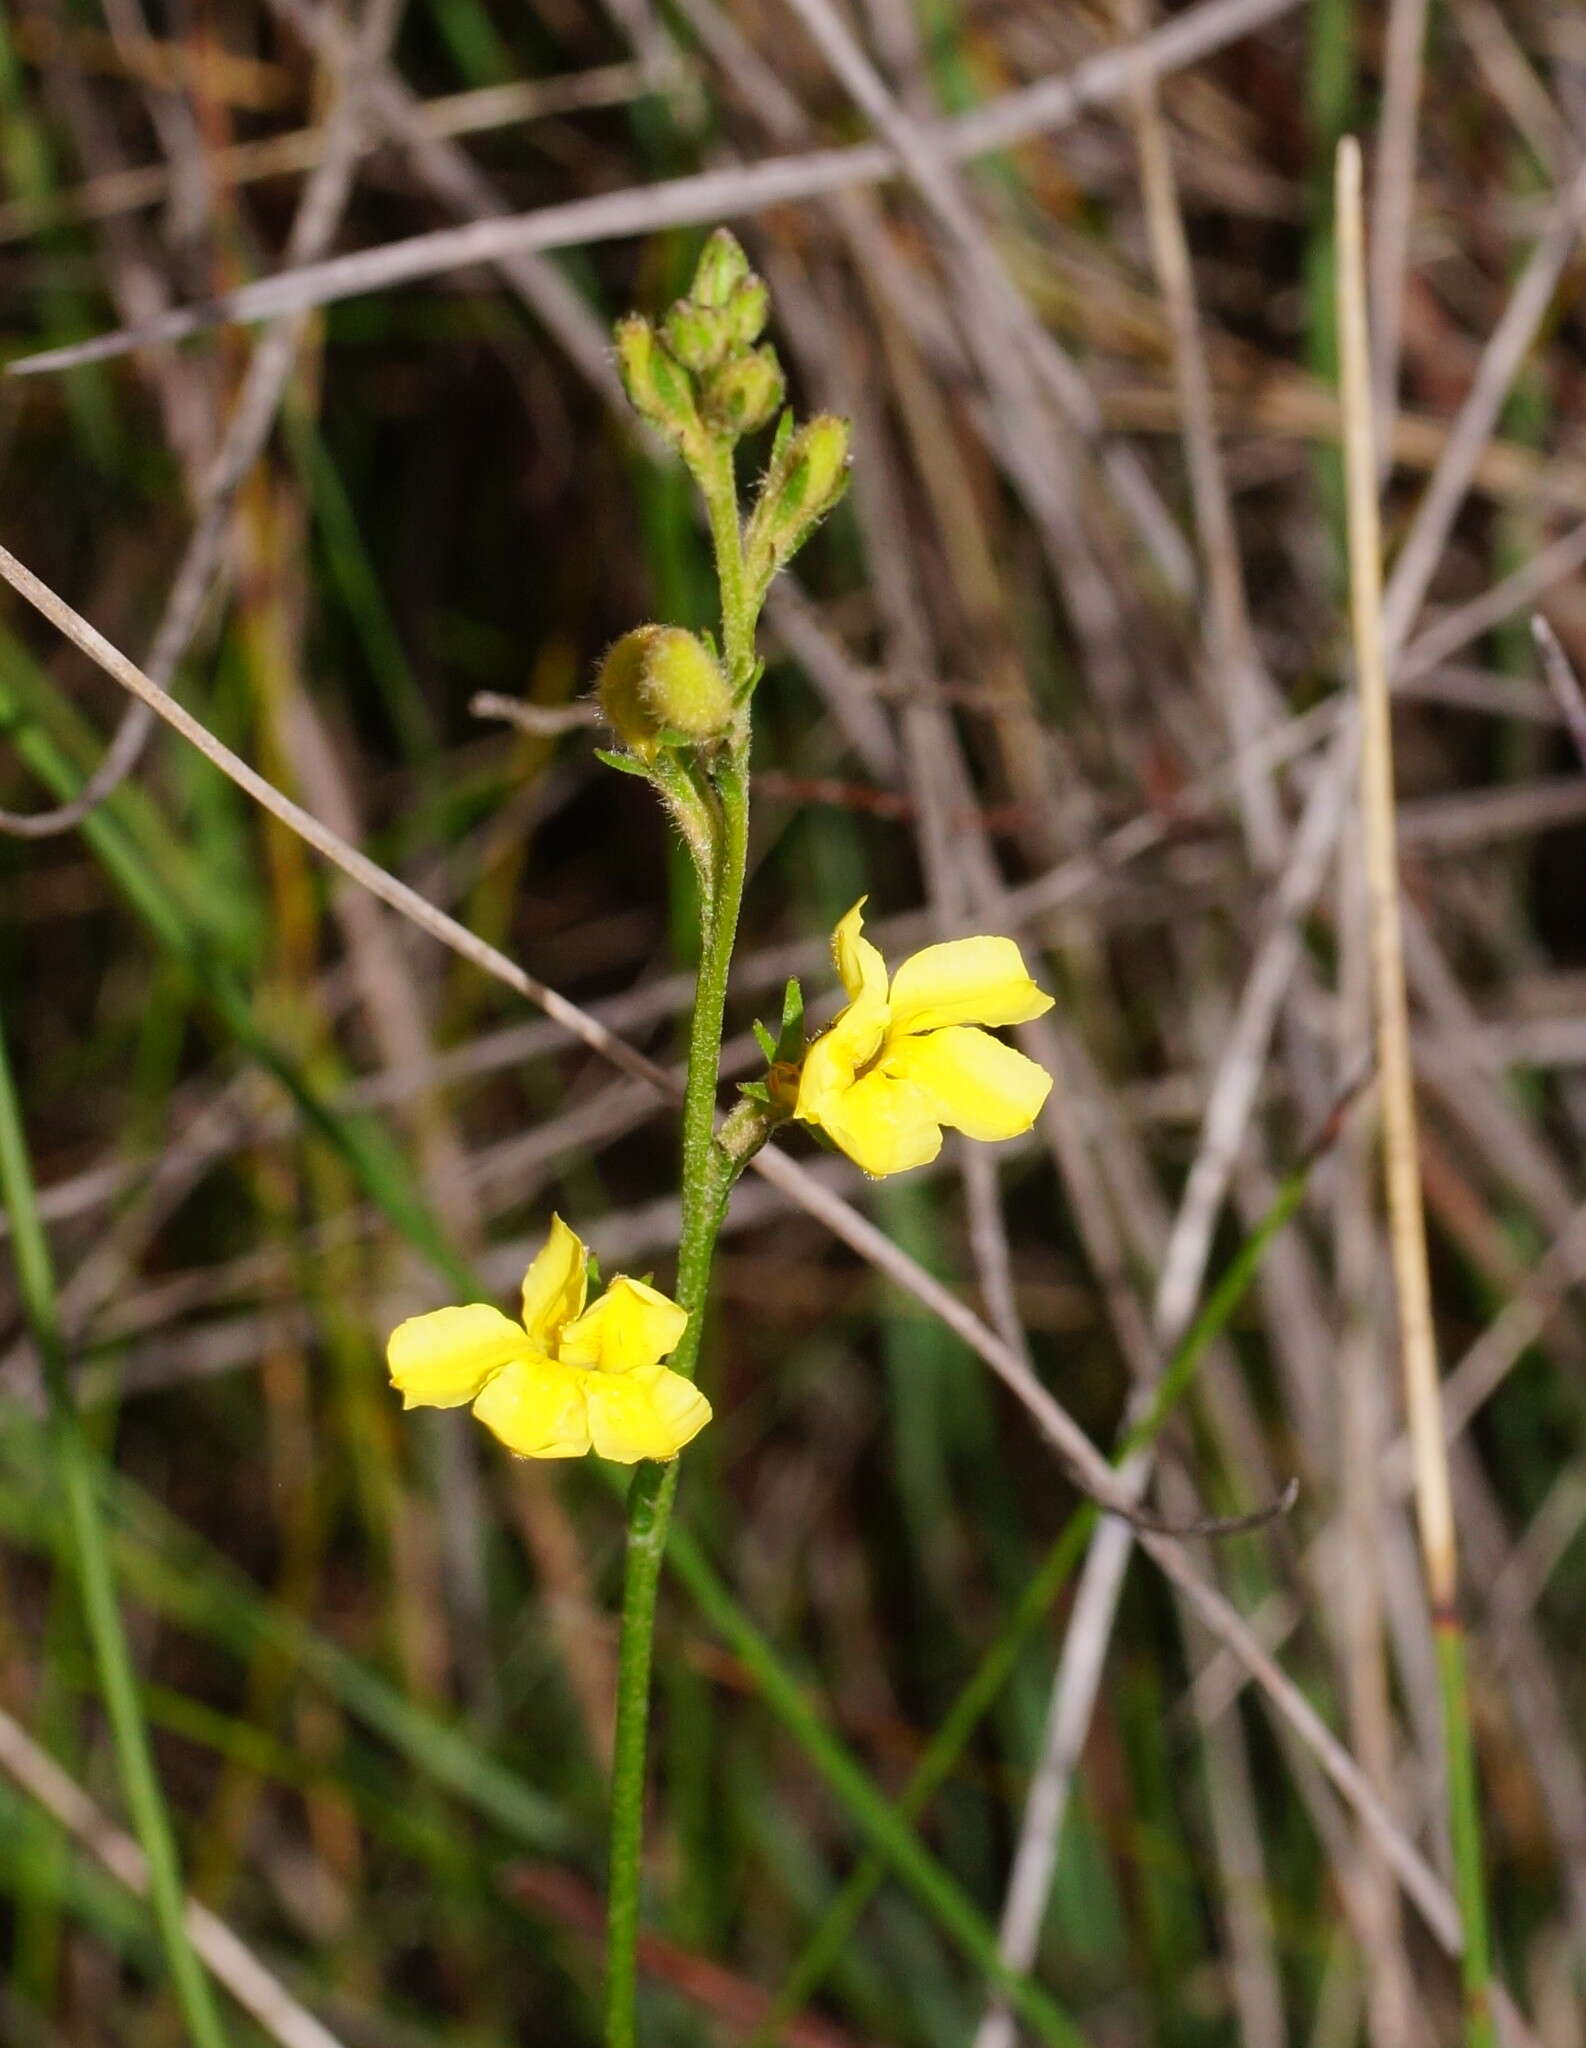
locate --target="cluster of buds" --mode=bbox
[615,229,785,454]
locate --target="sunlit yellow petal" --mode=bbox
[886,936,1053,1037]
[885,1025,1052,1141]
[472,1355,591,1458]
[387,1303,528,1409]
[558,1275,689,1375]
[832,897,888,1006]
[584,1364,712,1463]
[815,1066,944,1177]
[519,1212,588,1349]
[794,987,888,1129]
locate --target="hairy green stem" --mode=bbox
[0,1001,229,2048]
[604,441,756,2048]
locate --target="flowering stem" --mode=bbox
[604,451,755,2048]
[0,999,229,2048]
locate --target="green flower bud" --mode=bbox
[701,344,785,437]
[638,627,735,738]
[663,299,730,372]
[597,625,666,759]
[724,274,770,347]
[746,413,851,583]
[614,315,698,442]
[690,227,750,309]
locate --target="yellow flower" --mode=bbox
[386,1217,710,1464]
[793,899,1054,1177]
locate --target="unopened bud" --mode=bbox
[701,344,785,437]
[724,274,770,347]
[663,299,730,372]
[597,625,666,759]
[638,627,735,738]
[690,227,750,309]
[746,413,851,582]
[614,316,698,442]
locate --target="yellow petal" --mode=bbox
[584,1364,711,1463]
[832,897,887,1005]
[813,1066,944,1177]
[472,1355,591,1458]
[558,1274,689,1375]
[387,1303,528,1409]
[886,936,1053,1037]
[885,1025,1052,1141]
[519,1212,588,1349]
[794,986,888,1128]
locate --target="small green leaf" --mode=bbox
[752,1019,778,1062]
[594,746,654,779]
[774,976,805,1065]
[737,1080,773,1105]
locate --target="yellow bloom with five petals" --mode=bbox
[386,1217,710,1464]
[793,900,1054,1177]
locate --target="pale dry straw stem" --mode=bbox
[1116,0,1283,866]
[1339,124,1457,1646]
[1368,0,1432,466]
[0,542,1538,2018]
[1343,134,1493,2041]
[8,0,1311,375]
[1335,826,1418,2048]
[0,1703,347,2048]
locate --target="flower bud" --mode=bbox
[746,413,851,582]
[701,344,785,437]
[614,316,698,442]
[690,227,750,309]
[663,299,730,373]
[637,627,735,738]
[724,274,770,347]
[597,625,666,759]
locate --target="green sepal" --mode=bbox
[731,656,766,709]
[737,1079,774,1106]
[752,1019,778,1063]
[594,746,655,779]
[774,977,805,1066]
[770,408,795,467]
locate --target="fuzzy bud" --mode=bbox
[597,625,666,759]
[690,228,750,309]
[701,344,785,438]
[663,299,730,373]
[747,413,851,582]
[724,274,770,347]
[614,316,698,442]
[637,627,735,738]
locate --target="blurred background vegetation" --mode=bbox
[0,0,1584,2043]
